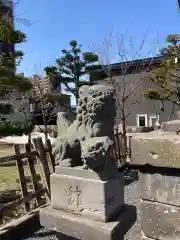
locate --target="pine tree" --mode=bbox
[144,34,180,110]
[44,40,99,103]
[0,6,32,136]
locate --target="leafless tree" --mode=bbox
[90,29,159,160]
[30,75,59,141]
[5,90,33,144]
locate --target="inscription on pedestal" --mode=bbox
[65,185,82,208]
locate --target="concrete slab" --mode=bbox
[55,166,118,181]
[161,120,180,132]
[131,132,180,168]
[139,171,180,206]
[40,204,137,240]
[132,232,153,240]
[140,200,180,239]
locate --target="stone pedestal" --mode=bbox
[51,166,124,222]
[40,166,137,240]
[40,204,136,240]
[131,130,180,240]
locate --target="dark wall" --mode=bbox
[93,71,177,126]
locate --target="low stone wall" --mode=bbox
[116,125,156,134]
[127,126,155,133]
[131,129,180,239]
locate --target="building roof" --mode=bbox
[88,55,165,81]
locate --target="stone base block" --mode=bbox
[51,169,124,222]
[140,200,180,239]
[40,204,137,240]
[139,171,180,206]
[161,119,180,132]
[133,232,153,240]
[131,132,180,168]
[141,237,153,240]
[55,165,119,181]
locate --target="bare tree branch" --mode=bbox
[31,75,59,141]
[90,29,159,160]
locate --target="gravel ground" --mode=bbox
[23,170,141,240]
[124,171,141,240]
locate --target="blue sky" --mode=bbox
[15,0,179,104]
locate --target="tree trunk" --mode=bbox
[121,101,127,164]
[44,124,48,142]
[28,132,32,145]
[122,117,127,164]
[75,78,79,104]
[42,110,48,144]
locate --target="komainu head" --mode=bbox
[76,84,116,137]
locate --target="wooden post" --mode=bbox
[14,144,30,212]
[25,143,41,206]
[122,132,127,164]
[46,138,55,172]
[116,128,122,165]
[128,136,132,160]
[112,129,118,165]
[33,138,51,199]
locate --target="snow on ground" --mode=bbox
[0,133,56,145]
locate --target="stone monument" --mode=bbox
[131,112,180,240]
[40,84,136,240]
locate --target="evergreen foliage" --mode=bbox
[144,34,180,109]
[0,7,32,136]
[44,40,99,103]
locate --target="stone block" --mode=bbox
[40,204,137,240]
[140,200,180,239]
[55,166,119,181]
[131,132,180,168]
[176,111,180,120]
[132,232,153,240]
[139,171,180,206]
[161,120,180,132]
[141,236,153,240]
[50,171,124,222]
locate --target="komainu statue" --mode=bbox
[52,84,117,173]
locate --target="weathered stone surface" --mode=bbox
[53,84,117,174]
[131,131,180,168]
[50,172,124,222]
[40,204,137,240]
[141,236,153,240]
[176,111,180,120]
[139,171,180,206]
[140,200,180,239]
[132,232,153,240]
[55,165,119,181]
[161,119,180,132]
[55,166,102,179]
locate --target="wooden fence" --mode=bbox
[113,128,132,165]
[0,130,131,225]
[0,137,55,225]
